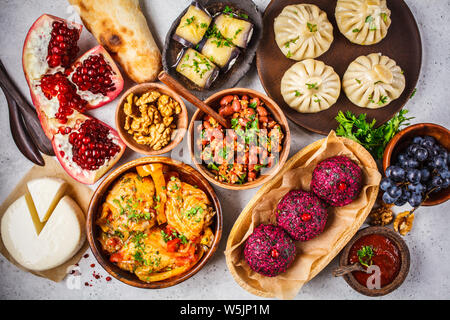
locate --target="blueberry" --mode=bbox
[406,158,419,168]
[408,193,423,207]
[420,168,431,182]
[415,147,429,162]
[407,144,420,156]
[397,153,408,163]
[442,177,450,189]
[432,175,444,187]
[380,177,395,191]
[433,156,447,169]
[407,183,426,194]
[385,166,394,178]
[421,136,436,149]
[412,136,424,144]
[394,196,408,206]
[387,185,403,200]
[382,192,395,204]
[441,170,450,179]
[390,166,406,182]
[406,169,422,184]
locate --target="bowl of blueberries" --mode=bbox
[382,123,450,207]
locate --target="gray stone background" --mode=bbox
[0,0,449,300]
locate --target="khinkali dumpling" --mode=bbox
[343,53,405,108]
[281,59,341,113]
[274,4,333,61]
[335,0,391,45]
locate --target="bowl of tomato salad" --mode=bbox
[188,88,290,190]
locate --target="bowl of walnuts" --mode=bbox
[115,83,188,155]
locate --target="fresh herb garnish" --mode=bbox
[295,90,302,97]
[284,36,299,48]
[357,245,374,268]
[307,22,317,33]
[335,109,414,159]
[355,79,361,84]
[306,82,318,90]
[352,28,360,33]
[410,88,417,99]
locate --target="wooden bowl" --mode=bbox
[86,156,222,289]
[115,83,188,155]
[383,123,450,206]
[188,88,291,190]
[225,136,380,298]
[256,0,422,135]
[339,226,410,297]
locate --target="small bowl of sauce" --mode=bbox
[339,226,410,296]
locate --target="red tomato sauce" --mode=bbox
[349,234,401,288]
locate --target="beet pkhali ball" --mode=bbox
[276,190,328,241]
[311,156,362,207]
[244,224,296,277]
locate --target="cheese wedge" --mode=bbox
[1,195,85,271]
[27,178,67,223]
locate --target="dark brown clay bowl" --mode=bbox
[86,157,222,289]
[188,88,291,190]
[339,226,410,297]
[115,83,188,156]
[383,123,450,206]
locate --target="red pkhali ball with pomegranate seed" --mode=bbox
[244,224,296,277]
[310,156,363,207]
[276,190,328,242]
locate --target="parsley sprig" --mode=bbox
[335,109,413,159]
[357,245,375,268]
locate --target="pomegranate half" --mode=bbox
[22,14,125,184]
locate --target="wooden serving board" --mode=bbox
[225,135,380,298]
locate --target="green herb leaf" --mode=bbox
[335,109,414,159]
[357,245,374,268]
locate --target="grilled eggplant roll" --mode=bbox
[175,48,219,89]
[173,2,212,47]
[214,14,254,48]
[198,37,240,72]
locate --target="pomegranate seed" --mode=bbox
[271,249,279,258]
[301,213,311,222]
[47,21,79,68]
[338,182,347,191]
[67,119,120,171]
[72,54,115,96]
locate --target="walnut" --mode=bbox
[123,93,139,118]
[135,91,161,106]
[369,202,394,226]
[394,211,414,236]
[122,90,180,150]
[163,116,174,127]
[158,94,181,118]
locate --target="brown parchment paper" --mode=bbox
[0,155,92,282]
[225,131,381,299]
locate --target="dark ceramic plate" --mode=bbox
[162,0,263,100]
[256,0,422,135]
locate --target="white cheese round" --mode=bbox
[1,195,86,271]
